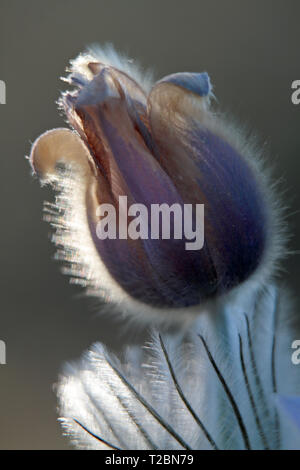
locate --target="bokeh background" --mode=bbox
[0,0,299,449]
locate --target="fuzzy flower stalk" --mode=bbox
[29,46,299,450]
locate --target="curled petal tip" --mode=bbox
[75,68,122,111]
[157,72,212,97]
[30,128,94,181]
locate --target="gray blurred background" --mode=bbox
[0,0,299,449]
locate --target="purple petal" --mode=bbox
[148,73,267,294]
[66,68,207,307]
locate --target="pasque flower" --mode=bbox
[30,46,284,323]
[29,46,299,451]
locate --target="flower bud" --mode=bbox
[29,47,284,323]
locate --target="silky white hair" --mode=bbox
[57,284,300,450]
